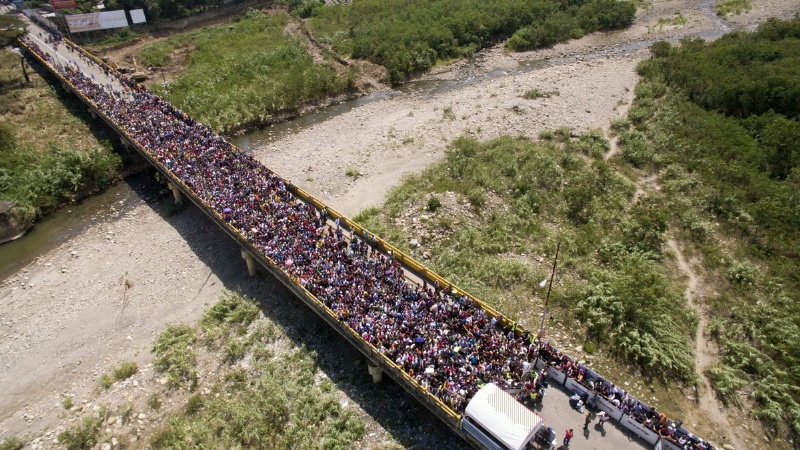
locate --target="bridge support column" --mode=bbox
[167,182,183,205]
[367,363,383,384]
[240,248,258,277]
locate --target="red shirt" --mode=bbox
[565,429,574,439]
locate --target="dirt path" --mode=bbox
[667,238,749,450]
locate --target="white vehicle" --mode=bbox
[461,383,553,450]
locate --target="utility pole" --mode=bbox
[538,240,561,336]
[531,241,560,373]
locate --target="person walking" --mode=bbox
[583,409,593,430]
[563,428,574,446]
[597,411,610,428]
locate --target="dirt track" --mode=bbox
[2,1,799,448]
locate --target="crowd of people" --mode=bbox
[538,345,715,449]
[20,30,714,448]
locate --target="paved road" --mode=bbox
[15,11,130,97]
[536,383,652,450]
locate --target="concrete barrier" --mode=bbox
[620,414,661,446]
[595,396,624,421]
[547,367,567,385]
[565,377,594,400]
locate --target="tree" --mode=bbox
[0,15,26,48]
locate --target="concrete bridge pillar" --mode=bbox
[367,363,383,384]
[167,182,183,205]
[240,248,258,277]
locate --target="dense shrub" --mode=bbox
[631,19,800,440]
[309,0,636,84]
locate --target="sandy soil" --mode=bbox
[2,0,799,448]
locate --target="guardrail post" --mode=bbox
[87,107,96,119]
[240,248,258,277]
[167,182,183,205]
[367,363,383,383]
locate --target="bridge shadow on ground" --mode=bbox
[125,171,468,449]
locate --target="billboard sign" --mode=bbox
[66,10,128,33]
[130,9,146,24]
[50,0,77,10]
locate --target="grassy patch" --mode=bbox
[0,49,122,221]
[148,9,354,133]
[139,41,174,67]
[0,438,23,450]
[62,396,73,410]
[113,361,138,381]
[99,373,113,390]
[656,13,688,28]
[716,0,751,17]
[147,393,162,411]
[58,410,106,450]
[522,88,559,99]
[149,292,365,449]
[153,323,197,390]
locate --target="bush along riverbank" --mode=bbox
[0,48,123,240]
[308,0,636,84]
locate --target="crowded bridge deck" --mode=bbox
[16,25,714,450]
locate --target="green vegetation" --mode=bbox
[58,410,107,450]
[427,196,442,212]
[102,0,228,21]
[523,88,559,99]
[0,49,121,223]
[150,291,365,448]
[153,323,197,389]
[716,0,751,17]
[148,393,162,411]
[62,396,73,410]
[308,0,635,84]
[113,361,138,381]
[138,41,174,67]
[627,19,800,441]
[0,438,23,450]
[146,9,355,133]
[99,373,113,390]
[0,16,26,48]
[656,13,688,28]
[345,168,360,178]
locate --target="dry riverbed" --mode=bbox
[1,0,799,448]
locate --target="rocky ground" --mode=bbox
[1,0,799,448]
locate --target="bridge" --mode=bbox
[14,19,713,450]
